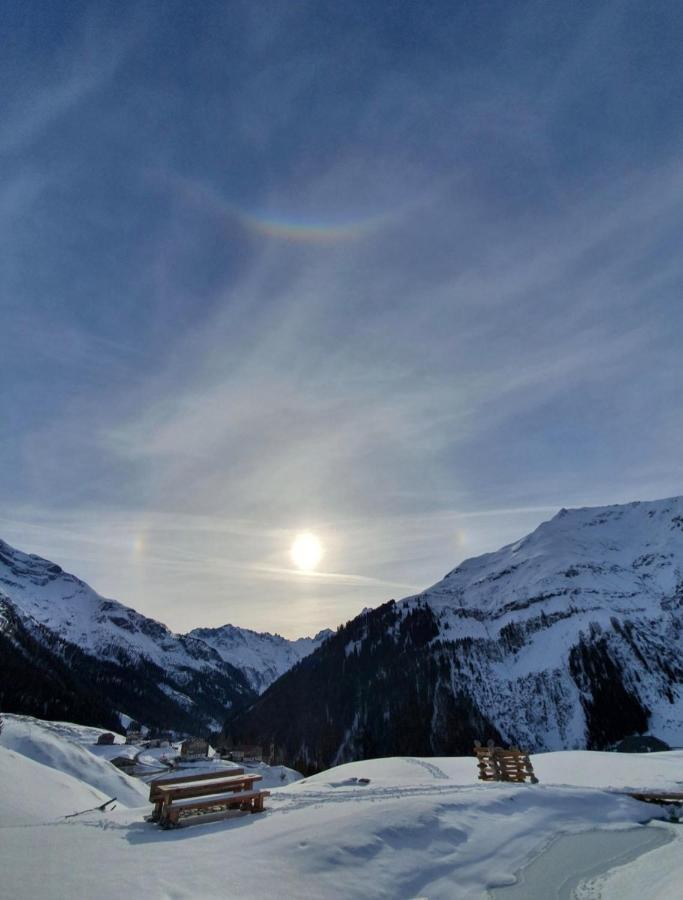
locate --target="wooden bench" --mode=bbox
[474,740,539,784]
[148,769,246,821]
[160,788,270,828]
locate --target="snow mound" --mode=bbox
[0,714,147,807]
[0,746,109,825]
[532,749,683,792]
[299,749,683,793]
[1,745,680,899]
[1,715,125,747]
[238,760,303,788]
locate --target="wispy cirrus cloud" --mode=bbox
[1,1,682,635]
[0,13,142,156]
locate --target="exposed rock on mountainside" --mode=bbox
[231,497,683,772]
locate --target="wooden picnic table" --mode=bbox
[148,768,269,828]
[148,769,253,821]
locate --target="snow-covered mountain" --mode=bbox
[0,541,227,730]
[0,538,234,676]
[188,624,332,692]
[232,496,683,770]
[0,536,334,733]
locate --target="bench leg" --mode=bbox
[149,800,163,822]
[161,807,180,829]
[158,802,176,828]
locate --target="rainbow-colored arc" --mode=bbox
[237,209,387,244]
[162,171,389,245]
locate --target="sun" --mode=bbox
[290,532,324,572]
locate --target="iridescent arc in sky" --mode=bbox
[162,171,390,244]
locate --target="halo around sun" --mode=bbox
[290,532,324,572]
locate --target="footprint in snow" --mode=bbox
[328,777,371,788]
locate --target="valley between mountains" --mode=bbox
[2,496,683,770]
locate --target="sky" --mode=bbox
[1,0,682,638]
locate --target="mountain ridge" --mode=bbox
[230,495,683,771]
[188,623,333,692]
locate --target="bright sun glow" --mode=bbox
[290,532,324,572]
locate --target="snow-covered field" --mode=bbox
[0,715,681,899]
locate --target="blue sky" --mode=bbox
[1,0,682,636]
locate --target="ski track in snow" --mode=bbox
[400,756,449,778]
[267,780,564,816]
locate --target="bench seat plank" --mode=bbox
[162,789,271,827]
[168,789,266,811]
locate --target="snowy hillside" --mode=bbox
[0,714,148,807]
[0,746,113,826]
[1,713,682,899]
[188,623,332,692]
[233,496,683,767]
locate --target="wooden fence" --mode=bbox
[474,739,538,783]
